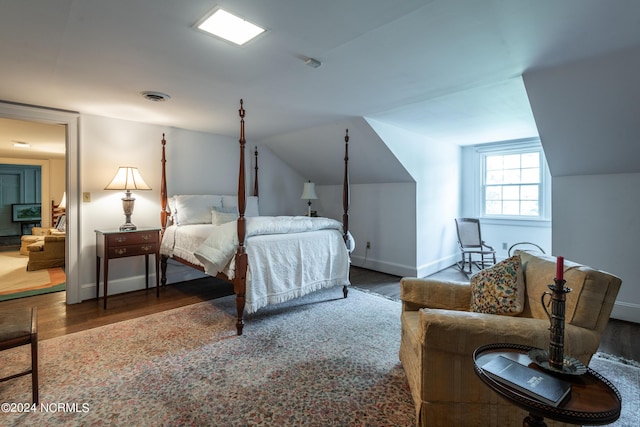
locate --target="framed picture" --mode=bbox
[11,203,42,222]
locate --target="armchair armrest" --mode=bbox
[400,277,471,312]
[418,308,600,364]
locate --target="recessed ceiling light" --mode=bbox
[196,8,266,46]
[141,91,171,102]
[12,141,31,148]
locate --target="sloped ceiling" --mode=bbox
[524,45,640,177]
[261,117,412,185]
[1,1,640,181]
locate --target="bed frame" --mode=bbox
[160,100,350,335]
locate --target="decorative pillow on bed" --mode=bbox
[221,195,260,217]
[211,207,238,225]
[173,195,223,225]
[469,255,525,316]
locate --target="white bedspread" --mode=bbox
[163,216,352,313]
[194,216,342,273]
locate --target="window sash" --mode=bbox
[479,141,546,220]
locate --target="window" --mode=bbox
[477,139,550,220]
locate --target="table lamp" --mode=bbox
[105,166,151,231]
[300,180,318,217]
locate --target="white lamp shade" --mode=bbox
[300,181,318,200]
[105,167,151,191]
[59,192,67,209]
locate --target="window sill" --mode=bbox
[480,217,551,228]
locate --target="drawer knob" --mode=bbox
[115,237,127,243]
[142,235,150,241]
[142,245,152,252]
[115,248,127,255]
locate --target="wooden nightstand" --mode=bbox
[95,228,161,309]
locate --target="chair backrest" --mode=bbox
[518,251,622,335]
[455,218,483,248]
[51,199,65,227]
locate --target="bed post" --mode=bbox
[235,100,248,335]
[342,129,350,299]
[254,146,259,197]
[160,133,169,286]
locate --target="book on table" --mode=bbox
[481,355,572,407]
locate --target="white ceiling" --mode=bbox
[1,0,639,162]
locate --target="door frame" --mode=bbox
[0,101,80,304]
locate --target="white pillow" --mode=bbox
[211,207,238,225]
[173,195,223,225]
[221,195,260,217]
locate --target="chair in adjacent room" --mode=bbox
[0,307,39,404]
[454,218,496,274]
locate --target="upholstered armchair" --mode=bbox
[26,235,65,271]
[399,251,622,427]
[20,226,65,256]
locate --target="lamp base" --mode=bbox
[119,192,137,231]
[119,223,137,231]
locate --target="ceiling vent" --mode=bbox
[304,58,321,68]
[141,91,171,102]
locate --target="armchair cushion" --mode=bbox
[469,255,525,315]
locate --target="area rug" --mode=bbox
[0,288,413,426]
[0,251,65,301]
[0,289,637,426]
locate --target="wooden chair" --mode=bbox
[455,218,496,274]
[0,307,39,404]
[52,198,65,228]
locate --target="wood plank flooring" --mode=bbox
[0,266,637,361]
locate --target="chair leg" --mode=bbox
[31,338,38,404]
[30,309,39,405]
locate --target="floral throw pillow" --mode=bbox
[469,255,525,315]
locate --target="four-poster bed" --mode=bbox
[159,100,353,335]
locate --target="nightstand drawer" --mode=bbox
[108,243,157,258]
[107,231,158,246]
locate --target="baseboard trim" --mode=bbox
[416,254,459,278]
[611,301,640,324]
[350,256,415,277]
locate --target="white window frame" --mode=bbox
[474,138,551,225]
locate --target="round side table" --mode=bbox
[473,343,621,427]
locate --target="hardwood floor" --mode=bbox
[0,266,637,362]
[0,276,234,341]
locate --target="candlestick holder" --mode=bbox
[544,279,571,370]
[529,278,587,375]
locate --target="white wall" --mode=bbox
[77,114,306,301]
[524,46,640,323]
[317,182,416,276]
[553,174,640,323]
[366,119,461,277]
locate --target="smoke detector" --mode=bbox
[141,91,171,102]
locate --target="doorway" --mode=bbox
[0,101,79,303]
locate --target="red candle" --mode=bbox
[556,256,564,282]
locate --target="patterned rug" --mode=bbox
[0,288,637,426]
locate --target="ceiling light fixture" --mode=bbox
[141,91,171,102]
[196,8,266,46]
[304,58,322,68]
[12,141,31,148]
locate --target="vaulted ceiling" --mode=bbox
[1,1,639,178]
